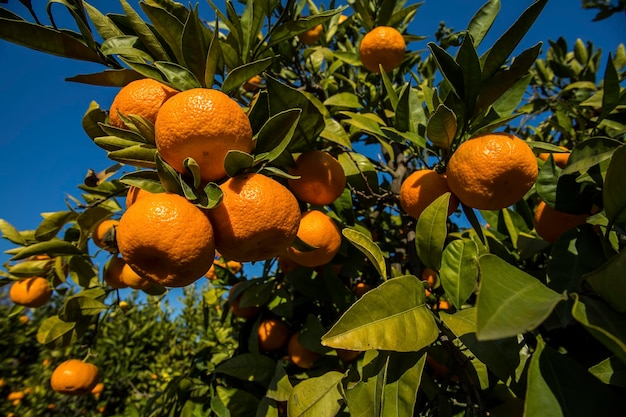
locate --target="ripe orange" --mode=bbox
[205,259,243,280]
[50,359,99,396]
[257,318,289,351]
[125,186,152,208]
[243,75,262,92]
[229,283,261,319]
[288,150,346,205]
[399,169,459,219]
[353,282,370,298]
[286,210,342,268]
[359,26,406,73]
[299,24,323,45]
[336,349,360,363]
[538,146,570,169]
[446,133,538,210]
[533,200,589,243]
[207,173,301,262]
[108,78,178,128]
[9,277,52,308]
[421,267,438,288]
[7,391,24,401]
[116,192,215,287]
[92,219,119,251]
[277,253,303,274]
[103,256,129,289]
[338,15,349,24]
[91,382,104,396]
[155,88,254,183]
[287,331,321,369]
[119,262,152,290]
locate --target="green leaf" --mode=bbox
[215,353,277,385]
[426,104,457,148]
[476,254,566,340]
[100,35,155,61]
[481,0,547,81]
[382,351,427,416]
[108,144,157,168]
[428,42,464,97]
[254,109,301,159]
[287,371,343,417]
[120,0,170,61]
[156,153,184,195]
[180,5,210,85]
[0,219,27,245]
[321,275,438,352]
[342,228,387,281]
[204,19,222,88]
[83,1,124,40]
[224,150,255,177]
[415,193,452,270]
[457,33,482,117]
[222,58,276,96]
[324,92,362,109]
[0,17,104,63]
[140,1,185,63]
[9,239,83,261]
[120,170,166,194]
[266,363,293,402]
[586,248,626,313]
[603,144,626,228]
[524,338,625,417]
[267,11,340,47]
[440,238,479,309]
[599,54,621,123]
[320,117,352,149]
[466,0,501,47]
[561,137,621,176]
[59,291,107,322]
[66,68,144,87]
[571,294,626,364]
[35,211,77,242]
[589,356,626,388]
[36,315,79,348]
[154,61,201,90]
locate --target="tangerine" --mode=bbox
[257,318,289,352]
[399,169,459,219]
[359,26,406,73]
[103,256,129,289]
[92,219,119,251]
[108,78,178,128]
[533,200,588,243]
[299,24,323,44]
[538,146,570,169]
[50,359,99,396]
[287,331,321,369]
[286,210,342,268]
[229,283,261,319]
[9,277,52,308]
[288,150,346,205]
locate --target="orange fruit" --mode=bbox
[119,262,152,290]
[108,78,178,128]
[399,169,459,219]
[336,349,360,363]
[50,359,99,396]
[353,282,370,298]
[125,186,152,208]
[243,75,262,92]
[288,150,346,205]
[103,256,129,289]
[155,88,254,183]
[533,200,589,243]
[92,219,119,251]
[229,283,261,319]
[446,133,538,210]
[116,192,215,287]
[287,331,321,369]
[257,318,289,352]
[277,253,303,274]
[9,277,52,308]
[286,210,342,268]
[18,315,30,324]
[299,24,323,44]
[91,382,104,395]
[421,267,438,288]
[359,26,406,73]
[207,173,301,262]
[338,15,349,24]
[538,146,570,169]
[7,391,24,401]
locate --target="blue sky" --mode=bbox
[0,0,624,281]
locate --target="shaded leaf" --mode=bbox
[426,104,457,148]
[466,0,500,47]
[215,353,277,385]
[342,228,387,281]
[603,144,626,228]
[440,238,479,309]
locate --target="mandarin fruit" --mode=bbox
[243,75,263,92]
[287,331,321,369]
[533,200,589,243]
[155,88,254,183]
[108,78,178,128]
[258,318,289,352]
[92,219,119,251]
[50,359,99,395]
[538,146,570,169]
[288,150,346,205]
[103,256,129,289]
[359,26,406,73]
[208,173,301,262]
[399,169,459,219]
[446,133,538,210]
[9,277,52,308]
[125,186,152,208]
[116,192,215,287]
[299,24,323,44]
[229,283,261,319]
[286,210,342,268]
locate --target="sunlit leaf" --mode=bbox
[466,0,500,47]
[287,371,343,417]
[440,238,479,309]
[415,193,451,270]
[589,356,626,388]
[342,228,387,281]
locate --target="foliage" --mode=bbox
[1,0,626,416]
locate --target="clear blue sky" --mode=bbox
[0,0,624,275]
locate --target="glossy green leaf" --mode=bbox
[204,19,222,88]
[215,353,277,384]
[94,136,144,151]
[224,150,255,177]
[59,291,108,322]
[342,227,387,281]
[476,254,566,340]
[140,0,185,63]
[481,0,547,80]
[154,61,201,90]
[589,356,626,388]
[100,35,154,61]
[440,238,479,309]
[457,33,482,117]
[321,275,437,352]
[180,5,210,85]
[35,211,77,242]
[320,117,352,149]
[415,193,451,270]
[382,350,427,416]
[9,239,83,261]
[428,42,463,97]
[466,0,500,47]
[265,363,293,402]
[524,338,625,417]
[83,1,124,40]
[324,92,362,109]
[36,315,78,348]
[66,68,144,87]
[120,170,166,194]
[216,386,260,417]
[603,144,626,228]
[287,371,343,417]
[221,57,275,95]
[586,248,626,312]
[571,294,626,364]
[561,137,621,176]
[426,104,457,148]
[0,219,27,245]
[7,259,49,278]
[156,153,184,195]
[120,0,170,62]
[254,109,301,159]
[267,11,340,47]
[0,17,104,63]
[108,144,157,168]
[599,54,621,122]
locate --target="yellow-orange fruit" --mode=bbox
[288,150,346,205]
[257,318,289,352]
[286,210,342,268]
[103,256,129,289]
[155,88,254,183]
[9,277,52,308]
[299,24,323,45]
[538,146,570,169]
[359,26,406,73]
[125,186,152,208]
[92,219,119,251]
[288,331,321,369]
[399,169,459,219]
[353,282,370,298]
[229,283,261,319]
[243,75,263,92]
[208,173,301,262]
[109,78,178,128]
[533,200,589,243]
[50,359,99,396]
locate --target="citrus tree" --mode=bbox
[1,0,625,416]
